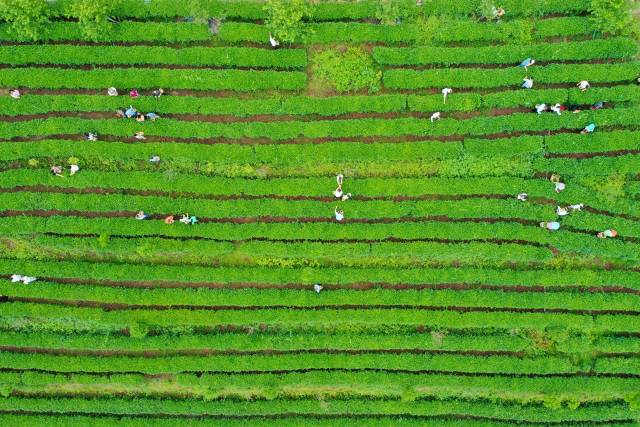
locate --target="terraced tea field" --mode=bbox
[0,0,639,425]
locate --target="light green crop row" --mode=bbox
[1,108,637,141]
[0,86,637,116]
[2,278,638,312]
[0,394,632,423]
[383,63,640,89]
[0,45,307,69]
[372,38,637,66]
[0,68,306,91]
[3,300,637,334]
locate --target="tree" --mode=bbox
[264,0,312,44]
[66,0,117,41]
[589,0,636,36]
[0,0,50,41]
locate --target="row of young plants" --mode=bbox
[536,154,640,177]
[44,0,592,20]
[383,62,640,89]
[2,215,637,262]
[5,189,639,238]
[3,258,637,290]
[0,382,631,416]
[0,16,596,45]
[0,68,307,91]
[2,108,637,141]
[4,362,640,395]
[1,86,637,116]
[0,191,555,220]
[0,415,533,427]
[544,131,640,154]
[0,350,588,375]
[0,46,307,69]
[0,395,632,424]
[3,278,639,312]
[3,300,633,335]
[10,239,556,272]
[0,152,576,189]
[0,134,637,199]
[0,170,560,198]
[2,63,637,92]
[0,324,634,356]
[8,231,639,277]
[0,330,535,353]
[597,358,640,375]
[0,209,627,247]
[19,233,555,268]
[217,16,596,44]
[0,21,215,43]
[372,38,637,66]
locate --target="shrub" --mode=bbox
[589,0,635,35]
[312,47,381,94]
[264,0,313,43]
[0,0,50,41]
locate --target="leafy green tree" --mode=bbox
[264,0,312,44]
[65,0,117,41]
[312,47,381,94]
[589,0,635,36]
[0,0,50,41]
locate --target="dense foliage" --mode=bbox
[0,0,638,424]
[263,0,312,43]
[312,47,381,93]
[0,0,49,40]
